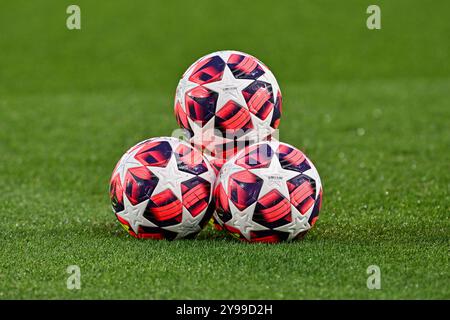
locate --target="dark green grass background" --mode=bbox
[0,0,449,299]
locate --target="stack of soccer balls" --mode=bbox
[109,50,322,242]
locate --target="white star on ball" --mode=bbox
[224,202,268,241]
[116,195,156,234]
[215,50,233,63]
[162,207,205,239]
[203,65,254,112]
[302,167,322,198]
[219,163,246,193]
[176,76,198,111]
[274,205,311,241]
[247,112,275,141]
[113,147,144,185]
[251,152,299,199]
[259,68,281,104]
[187,116,216,150]
[148,153,196,201]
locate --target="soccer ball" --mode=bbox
[213,140,323,242]
[174,50,282,171]
[109,137,216,240]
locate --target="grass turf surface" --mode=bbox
[0,0,449,299]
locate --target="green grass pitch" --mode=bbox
[0,0,448,299]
